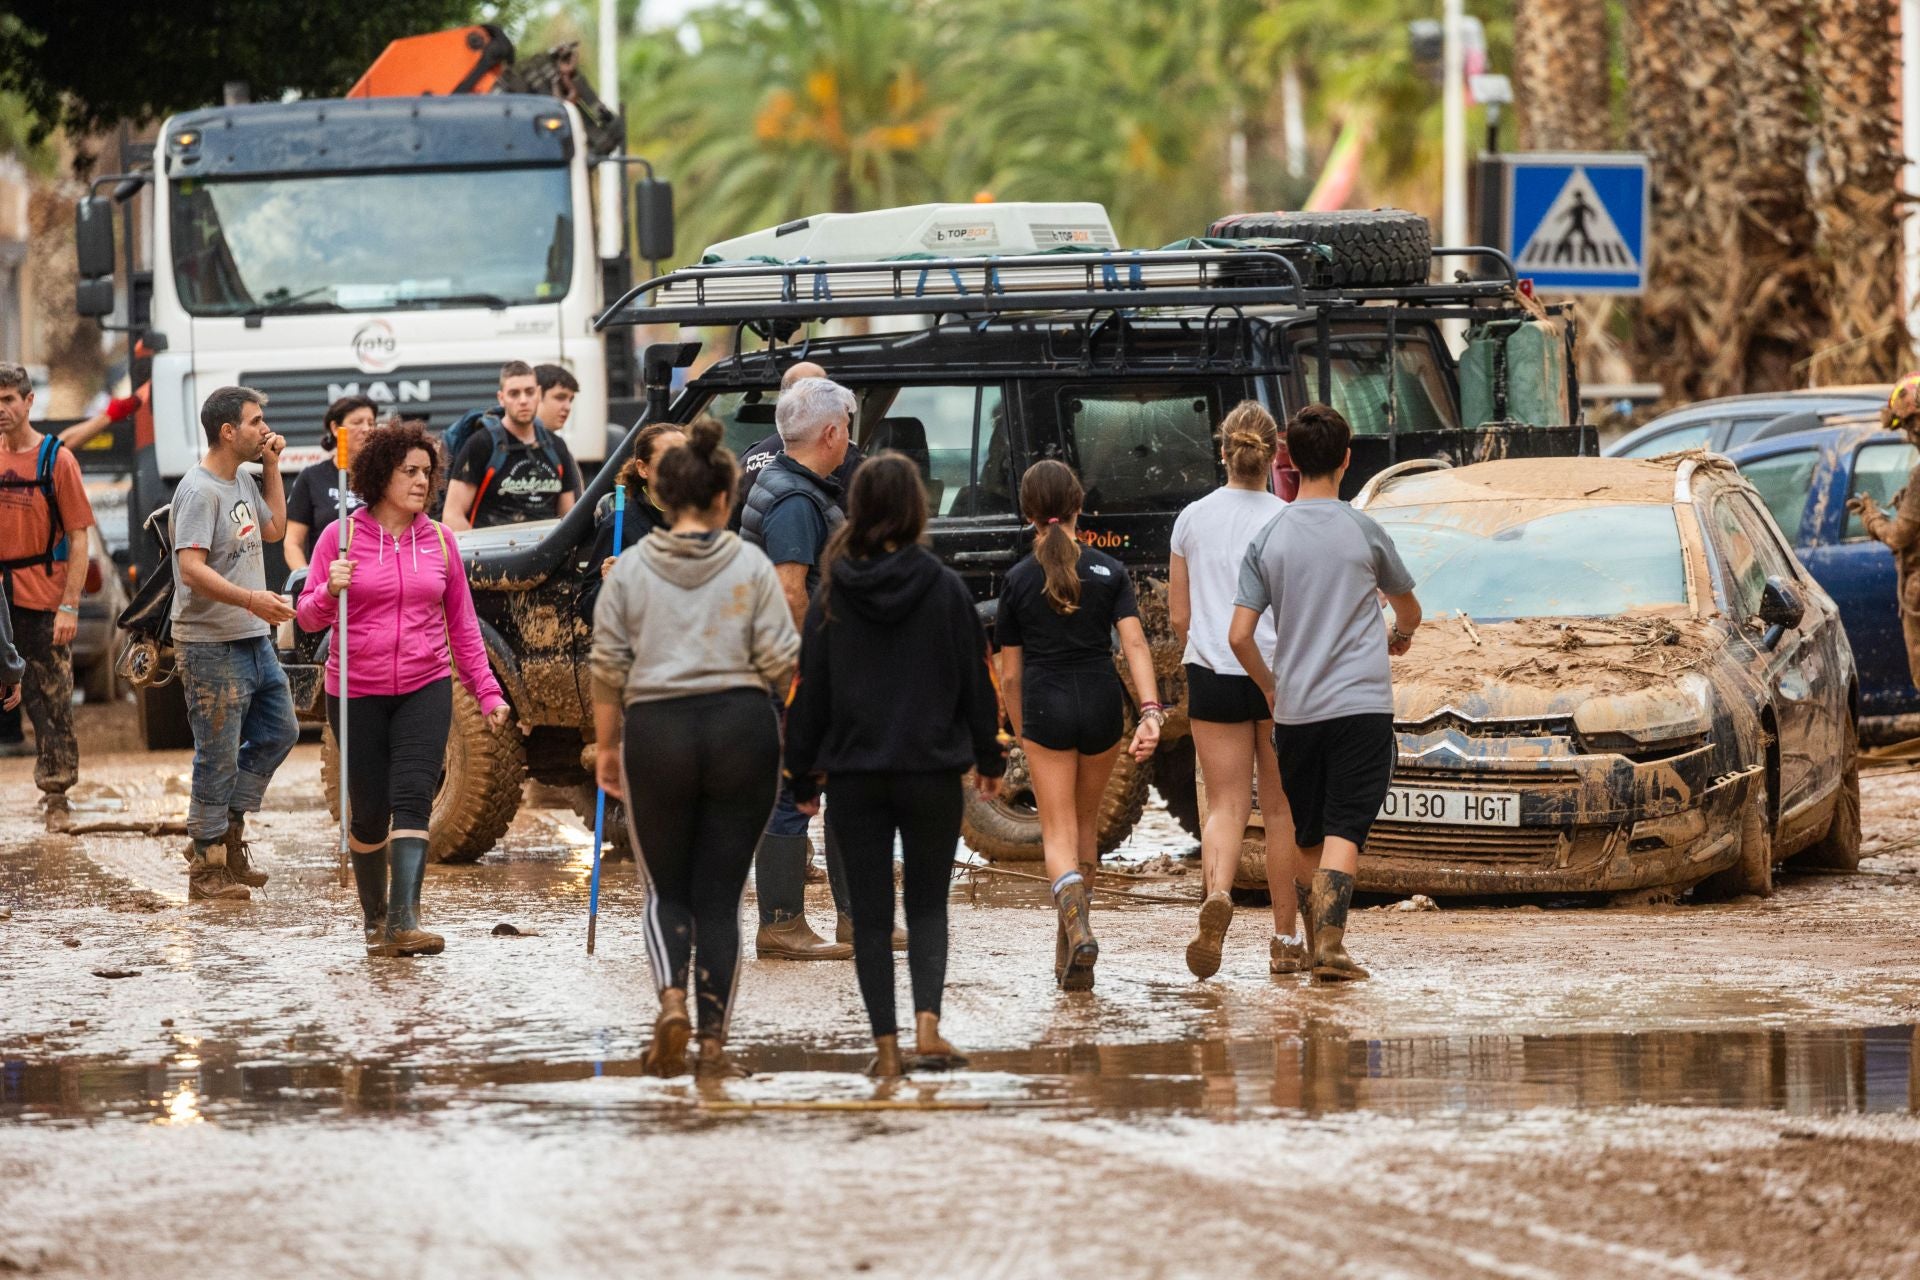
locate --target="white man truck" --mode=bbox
[71,28,672,746]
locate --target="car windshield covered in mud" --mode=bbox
[1336,454,1860,902]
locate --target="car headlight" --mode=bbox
[1573,674,1714,756]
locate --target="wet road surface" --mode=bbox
[4,705,1920,1277]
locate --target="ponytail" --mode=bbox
[1020,459,1085,615]
[1219,400,1279,482]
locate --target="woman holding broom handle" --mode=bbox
[296,422,510,957]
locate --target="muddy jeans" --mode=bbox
[179,637,300,845]
[6,603,77,797]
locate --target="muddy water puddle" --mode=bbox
[8,1022,1914,1128]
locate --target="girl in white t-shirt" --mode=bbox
[1168,401,1301,980]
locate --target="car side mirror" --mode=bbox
[1758,575,1804,649]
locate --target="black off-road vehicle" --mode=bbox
[277,208,1589,863]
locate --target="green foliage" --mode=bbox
[0,1,524,143]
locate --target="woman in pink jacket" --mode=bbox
[296,421,510,958]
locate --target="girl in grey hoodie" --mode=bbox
[590,419,798,1080]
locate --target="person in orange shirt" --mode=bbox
[0,362,97,832]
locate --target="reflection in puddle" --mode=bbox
[5,1024,1916,1126]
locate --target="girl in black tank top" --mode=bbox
[994,460,1162,992]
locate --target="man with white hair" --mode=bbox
[738,375,857,960]
[733,360,864,524]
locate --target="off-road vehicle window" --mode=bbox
[699,389,786,457]
[1059,385,1220,514]
[853,384,1009,518]
[1298,335,1457,436]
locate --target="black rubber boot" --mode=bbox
[350,845,389,955]
[1308,869,1368,982]
[384,836,444,957]
[1053,877,1098,991]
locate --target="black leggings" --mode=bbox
[327,678,452,846]
[826,770,966,1039]
[622,689,780,1038]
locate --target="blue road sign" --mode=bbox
[1503,153,1649,295]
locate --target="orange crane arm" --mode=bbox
[347,25,516,99]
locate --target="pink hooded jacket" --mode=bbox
[295,508,507,715]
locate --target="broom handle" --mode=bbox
[586,485,627,956]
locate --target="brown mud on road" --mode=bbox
[5,703,1920,1277]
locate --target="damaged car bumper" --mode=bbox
[1359,724,1752,895]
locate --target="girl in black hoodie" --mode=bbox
[784,453,1007,1076]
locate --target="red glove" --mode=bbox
[106,395,140,422]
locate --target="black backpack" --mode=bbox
[114,505,177,688]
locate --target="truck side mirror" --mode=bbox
[76,278,116,318]
[76,197,116,280]
[634,178,675,263]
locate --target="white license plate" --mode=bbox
[1378,786,1521,827]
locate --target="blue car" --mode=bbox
[1728,423,1919,742]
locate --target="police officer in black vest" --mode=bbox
[739,376,860,960]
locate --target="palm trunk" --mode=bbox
[1808,0,1908,384]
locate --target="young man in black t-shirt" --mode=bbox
[443,361,582,530]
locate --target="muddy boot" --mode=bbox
[913,1011,968,1070]
[1307,869,1368,982]
[694,1035,749,1080]
[1185,890,1233,980]
[867,1033,905,1078]
[42,793,70,834]
[383,836,445,957]
[1269,933,1308,975]
[836,913,908,951]
[756,914,852,961]
[224,812,267,889]
[185,839,249,902]
[1053,875,1098,992]
[1295,879,1316,955]
[350,846,389,954]
[643,989,692,1078]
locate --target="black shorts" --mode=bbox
[1022,665,1126,755]
[1185,663,1270,724]
[1271,713,1396,849]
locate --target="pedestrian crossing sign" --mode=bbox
[1503,153,1649,295]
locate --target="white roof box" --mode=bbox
[703,202,1119,263]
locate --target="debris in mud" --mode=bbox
[1376,894,1439,912]
[160,1018,173,1027]
[492,922,538,937]
[62,937,79,947]
[69,819,190,837]
[1397,611,1723,699]
[90,968,141,979]
[0,906,9,920]
[1125,853,1194,877]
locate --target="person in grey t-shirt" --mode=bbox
[1228,404,1421,984]
[169,385,300,903]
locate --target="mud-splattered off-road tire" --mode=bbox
[1793,716,1862,871]
[1698,776,1774,900]
[962,743,1154,862]
[321,684,526,864]
[570,785,634,862]
[1205,209,1432,288]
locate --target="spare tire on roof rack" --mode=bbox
[1206,209,1432,289]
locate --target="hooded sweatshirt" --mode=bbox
[590,527,798,707]
[783,544,1006,802]
[294,507,506,714]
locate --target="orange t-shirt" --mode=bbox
[0,439,95,612]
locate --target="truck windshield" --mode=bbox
[170,168,573,315]
[1372,502,1689,620]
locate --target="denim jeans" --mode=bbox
[179,636,300,844]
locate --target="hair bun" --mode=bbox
[686,416,723,457]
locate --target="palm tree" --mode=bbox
[624,0,952,263]
[1807,0,1907,384]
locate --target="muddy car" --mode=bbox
[1258,453,1858,901]
[276,204,1589,863]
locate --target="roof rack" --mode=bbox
[595,245,1524,330]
